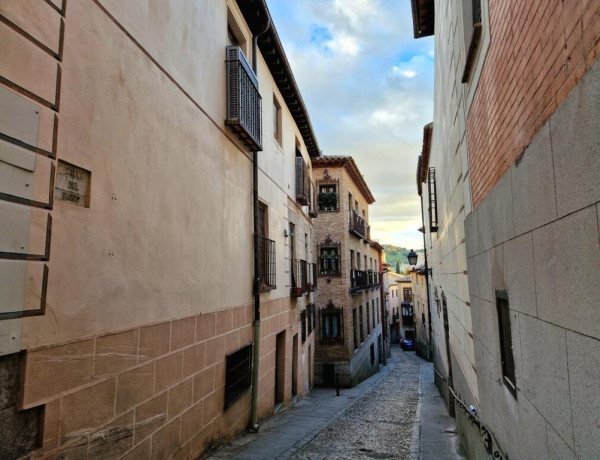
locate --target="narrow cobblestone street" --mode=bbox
[290,347,421,459]
[209,345,464,459]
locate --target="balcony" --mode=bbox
[350,269,369,294]
[296,157,310,206]
[349,211,367,239]
[225,46,262,151]
[256,235,276,293]
[291,258,308,297]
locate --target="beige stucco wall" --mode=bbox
[1,0,316,350]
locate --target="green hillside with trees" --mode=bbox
[383,245,423,274]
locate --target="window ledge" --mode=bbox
[462,22,483,84]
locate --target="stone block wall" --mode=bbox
[465,57,600,459]
[17,297,314,459]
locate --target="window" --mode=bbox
[301,309,306,343]
[352,308,358,349]
[225,11,260,150]
[496,290,516,397]
[359,305,364,343]
[224,344,252,409]
[307,304,313,334]
[273,96,282,145]
[404,288,412,302]
[256,202,276,292]
[357,252,361,269]
[370,343,375,365]
[318,183,338,211]
[462,0,484,83]
[372,301,375,327]
[318,238,341,276]
[366,303,371,333]
[428,167,438,232]
[320,301,343,344]
[350,250,355,269]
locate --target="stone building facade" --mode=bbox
[410,267,430,361]
[311,157,384,387]
[0,1,322,458]
[412,0,600,458]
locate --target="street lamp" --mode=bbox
[407,249,432,276]
[407,249,418,266]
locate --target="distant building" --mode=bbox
[386,273,414,344]
[311,156,384,387]
[410,267,430,360]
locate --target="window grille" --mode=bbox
[496,290,516,397]
[352,308,358,349]
[301,309,306,343]
[320,301,343,345]
[255,235,276,292]
[318,238,341,276]
[225,46,262,151]
[224,344,252,409]
[359,305,364,343]
[428,167,439,232]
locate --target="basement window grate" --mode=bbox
[224,344,252,409]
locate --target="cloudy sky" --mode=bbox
[265,0,434,250]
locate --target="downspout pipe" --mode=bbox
[250,17,271,432]
[379,251,387,365]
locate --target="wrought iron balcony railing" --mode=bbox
[349,211,367,239]
[350,269,369,293]
[291,258,308,297]
[225,46,262,151]
[255,235,276,292]
[296,157,310,206]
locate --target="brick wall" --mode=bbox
[468,0,600,207]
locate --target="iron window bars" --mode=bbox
[318,238,341,276]
[225,46,262,151]
[255,235,276,292]
[496,290,516,398]
[317,181,339,212]
[291,258,308,297]
[224,344,252,409]
[320,301,344,345]
[428,167,438,232]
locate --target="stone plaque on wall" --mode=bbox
[55,160,90,207]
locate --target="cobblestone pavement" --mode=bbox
[289,346,421,460]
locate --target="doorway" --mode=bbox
[292,333,298,397]
[275,331,286,404]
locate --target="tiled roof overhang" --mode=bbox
[370,240,384,252]
[236,0,321,158]
[410,0,435,39]
[417,122,433,196]
[312,156,376,204]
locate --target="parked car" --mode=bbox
[401,338,414,351]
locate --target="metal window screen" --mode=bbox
[224,344,252,409]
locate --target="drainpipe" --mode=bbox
[378,251,387,365]
[250,17,271,432]
[419,194,433,361]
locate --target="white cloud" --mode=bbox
[266,0,434,248]
[326,33,360,56]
